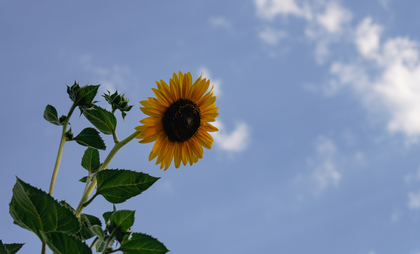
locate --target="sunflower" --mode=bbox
[135,71,219,170]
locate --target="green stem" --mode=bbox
[41,242,46,254]
[112,130,120,143]
[75,130,140,217]
[48,105,75,195]
[90,237,99,250]
[103,229,118,254]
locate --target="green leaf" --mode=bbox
[119,233,169,254]
[0,241,7,254]
[81,148,100,172]
[82,105,117,135]
[79,176,88,183]
[9,178,80,240]
[74,128,106,150]
[108,210,135,243]
[96,170,159,204]
[78,214,102,240]
[111,210,135,232]
[91,225,104,239]
[4,243,24,254]
[67,82,99,107]
[41,232,91,254]
[43,105,62,126]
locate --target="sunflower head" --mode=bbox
[135,71,219,170]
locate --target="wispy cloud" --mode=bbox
[408,191,420,210]
[80,54,135,94]
[254,0,352,63]
[315,1,352,34]
[255,0,312,21]
[259,26,287,46]
[308,136,341,191]
[209,17,232,29]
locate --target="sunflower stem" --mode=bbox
[41,242,46,254]
[74,130,140,217]
[48,104,75,195]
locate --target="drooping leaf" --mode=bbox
[78,214,102,240]
[119,233,169,254]
[81,148,100,172]
[43,105,62,126]
[96,170,159,204]
[9,178,80,240]
[41,232,91,254]
[82,105,117,135]
[74,128,106,150]
[67,82,99,107]
[4,243,24,254]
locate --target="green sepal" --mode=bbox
[41,232,92,254]
[9,178,81,240]
[81,148,100,173]
[103,90,133,119]
[95,169,160,204]
[118,233,169,254]
[74,128,106,150]
[43,105,62,126]
[67,82,100,107]
[65,128,74,141]
[77,214,102,240]
[81,105,117,135]
[0,240,24,254]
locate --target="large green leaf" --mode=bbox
[43,105,62,126]
[82,105,117,135]
[67,82,99,107]
[74,128,106,150]
[96,170,159,204]
[9,178,80,240]
[0,240,24,254]
[119,233,169,254]
[81,148,100,172]
[41,232,91,254]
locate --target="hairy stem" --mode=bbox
[48,105,75,195]
[75,130,140,217]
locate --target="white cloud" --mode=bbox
[254,0,311,21]
[80,54,133,93]
[198,67,222,97]
[327,17,420,141]
[259,26,288,45]
[212,120,250,152]
[316,1,352,34]
[308,136,341,191]
[408,191,420,210]
[209,17,232,29]
[355,17,382,59]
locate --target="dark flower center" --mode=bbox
[163,99,201,142]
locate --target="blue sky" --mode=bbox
[1,0,420,253]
